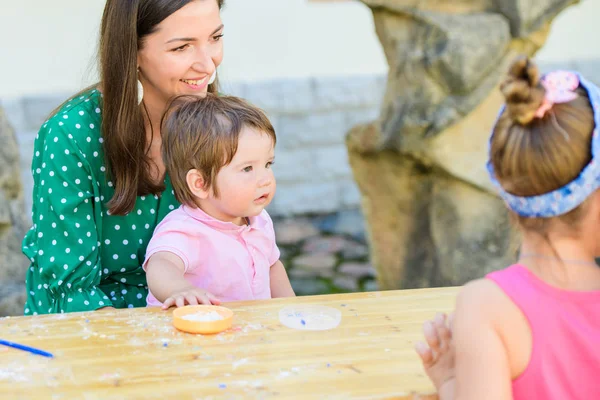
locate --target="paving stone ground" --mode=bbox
[273,208,378,296]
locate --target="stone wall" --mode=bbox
[245,76,385,215]
[4,75,387,218]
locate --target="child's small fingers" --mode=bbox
[175,296,186,308]
[162,298,175,309]
[207,293,221,305]
[415,341,433,365]
[185,295,199,306]
[434,313,452,340]
[199,294,214,305]
[423,321,441,352]
[434,313,446,325]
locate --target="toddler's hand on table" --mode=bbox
[162,289,221,309]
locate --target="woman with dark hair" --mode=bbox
[23,0,225,315]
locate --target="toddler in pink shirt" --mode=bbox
[143,94,295,308]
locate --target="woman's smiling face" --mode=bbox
[137,0,224,104]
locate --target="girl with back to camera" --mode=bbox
[416,56,600,399]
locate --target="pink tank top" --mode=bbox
[486,265,600,399]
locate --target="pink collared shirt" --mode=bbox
[143,205,280,306]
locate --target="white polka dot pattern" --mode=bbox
[22,89,180,315]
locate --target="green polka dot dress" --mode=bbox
[22,88,179,315]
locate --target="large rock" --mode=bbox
[0,105,28,316]
[350,0,577,289]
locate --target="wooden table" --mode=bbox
[0,288,458,399]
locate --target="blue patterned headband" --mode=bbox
[487,71,600,218]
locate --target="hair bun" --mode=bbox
[500,56,546,125]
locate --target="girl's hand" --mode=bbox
[415,313,456,398]
[162,288,221,310]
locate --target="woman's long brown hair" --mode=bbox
[100,0,225,215]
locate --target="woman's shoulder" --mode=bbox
[37,88,104,152]
[43,88,103,132]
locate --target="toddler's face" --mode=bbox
[204,127,276,225]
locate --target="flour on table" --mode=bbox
[278,305,342,331]
[181,311,224,322]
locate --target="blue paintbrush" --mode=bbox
[0,339,54,358]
